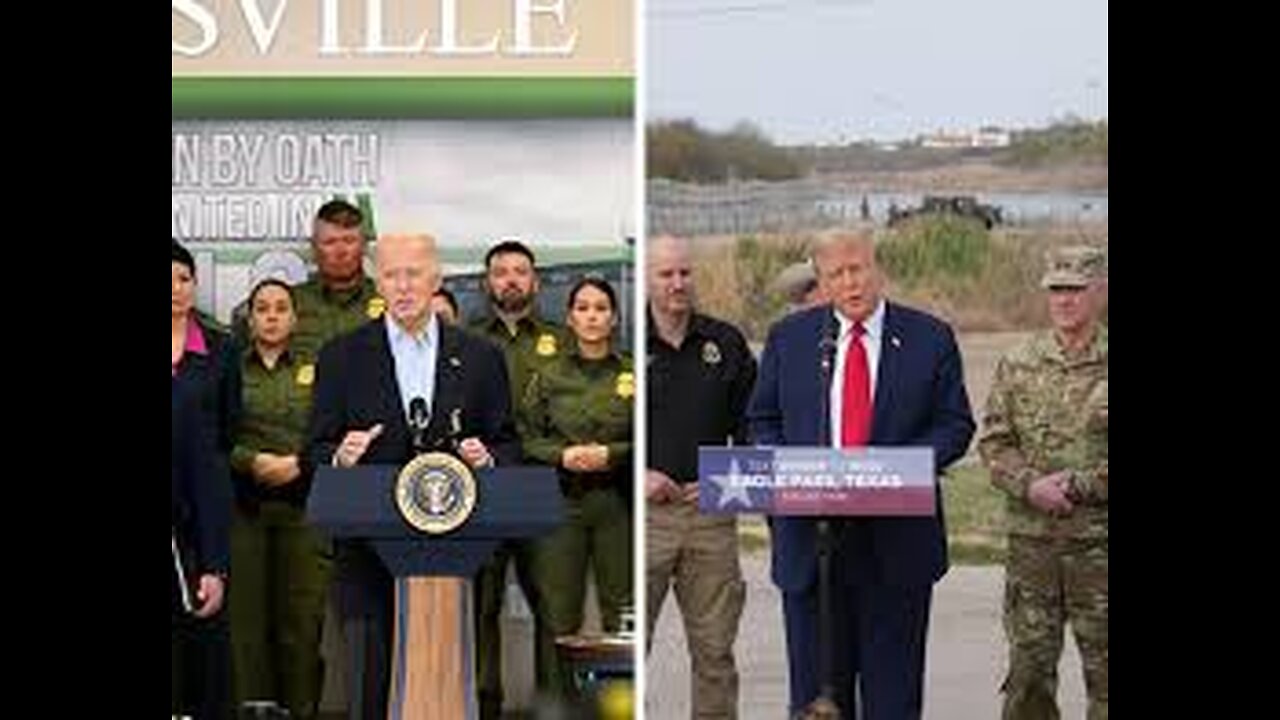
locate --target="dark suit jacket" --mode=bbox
[748,302,975,590]
[172,376,230,584]
[172,315,236,588]
[305,318,520,478]
[178,312,241,456]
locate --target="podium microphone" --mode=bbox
[409,397,430,454]
[819,324,839,376]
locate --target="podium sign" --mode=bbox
[309,464,562,720]
[697,447,937,516]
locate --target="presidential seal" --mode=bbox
[395,452,478,535]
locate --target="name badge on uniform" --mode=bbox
[616,371,635,398]
[536,333,558,357]
[702,340,722,365]
[366,296,386,319]
[295,363,315,386]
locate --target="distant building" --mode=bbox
[920,131,971,149]
[973,128,1012,148]
[919,127,1011,149]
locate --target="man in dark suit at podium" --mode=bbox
[306,232,519,719]
[748,228,975,719]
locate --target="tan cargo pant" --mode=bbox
[646,499,746,719]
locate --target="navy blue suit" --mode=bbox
[748,302,974,719]
[305,318,518,720]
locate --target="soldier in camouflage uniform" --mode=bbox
[521,277,634,696]
[467,239,570,717]
[978,245,1108,720]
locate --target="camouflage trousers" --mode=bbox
[1001,535,1108,720]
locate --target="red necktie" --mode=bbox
[841,322,871,447]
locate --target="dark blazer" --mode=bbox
[178,312,241,455]
[747,301,975,591]
[172,376,230,587]
[172,314,236,587]
[306,318,520,477]
[301,316,520,718]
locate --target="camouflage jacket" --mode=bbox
[978,326,1108,539]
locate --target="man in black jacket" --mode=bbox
[306,233,518,719]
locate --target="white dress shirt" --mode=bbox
[829,300,885,448]
[385,312,440,421]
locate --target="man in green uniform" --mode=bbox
[468,240,567,411]
[978,245,1108,720]
[235,199,383,357]
[467,239,569,717]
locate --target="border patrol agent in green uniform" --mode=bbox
[467,240,570,717]
[286,274,381,361]
[229,279,331,720]
[233,199,382,360]
[522,277,634,696]
[978,246,1108,720]
[230,200,383,718]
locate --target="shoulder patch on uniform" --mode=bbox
[366,296,386,319]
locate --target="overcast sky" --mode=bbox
[647,0,1108,143]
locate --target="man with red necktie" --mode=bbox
[748,227,975,720]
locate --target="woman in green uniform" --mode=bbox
[523,277,635,694]
[228,278,331,720]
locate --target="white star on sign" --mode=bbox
[714,458,755,509]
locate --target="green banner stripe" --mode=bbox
[172,77,632,118]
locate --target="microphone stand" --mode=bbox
[806,315,842,720]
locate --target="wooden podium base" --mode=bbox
[389,577,476,720]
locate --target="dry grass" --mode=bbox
[689,221,1107,339]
